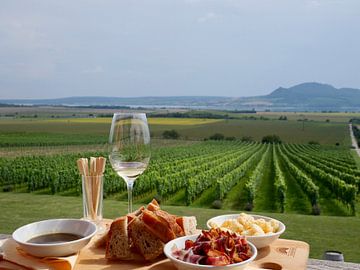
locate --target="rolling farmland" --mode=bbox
[1,140,359,216]
[1,114,360,262]
[0,115,359,216]
[0,116,351,146]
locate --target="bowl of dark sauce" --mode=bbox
[12,219,97,257]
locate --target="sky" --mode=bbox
[0,0,360,99]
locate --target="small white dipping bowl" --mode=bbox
[164,234,257,270]
[12,219,97,257]
[206,214,285,249]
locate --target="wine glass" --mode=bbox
[108,113,150,213]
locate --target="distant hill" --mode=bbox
[265,82,360,108]
[0,96,227,108]
[1,82,360,111]
[230,82,360,111]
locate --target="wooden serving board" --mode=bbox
[74,238,309,270]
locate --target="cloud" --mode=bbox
[308,0,321,8]
[81,65,104,74]
[0,13,52,51]
[197,12,221,23]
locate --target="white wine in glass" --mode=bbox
[108,113,150,213]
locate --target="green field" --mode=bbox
[164,110,360,123]
[0,116,352,146]
[0,192,359,262]
[235,111,360,123]
[2,106,359,123]
[151,119,350,145]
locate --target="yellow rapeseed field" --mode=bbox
[43,117,221,125]
[43,118,111,124]
[148,118,221,125]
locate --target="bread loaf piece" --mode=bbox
[106,217,133,260]
[176,216,198,235]
[128,217,164,260]
[154,209,185,237]
[141,209,176,243]
[146,199,160,211]
[127,206,145,223]
[105,199,198,261]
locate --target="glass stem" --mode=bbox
[127,181,134,213]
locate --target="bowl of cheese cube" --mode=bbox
[207,213,285,249]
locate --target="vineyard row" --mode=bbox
[0,141,359,214]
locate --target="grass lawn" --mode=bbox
[1,192,359,262]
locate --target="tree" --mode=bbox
[262,135,282,144]
[209,133,225,140]
[241,136,254,142]
[162,130,180,139]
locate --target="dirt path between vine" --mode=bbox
[349,123,360,157]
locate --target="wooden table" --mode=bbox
[1,234,359,270]
[307,258,360,270]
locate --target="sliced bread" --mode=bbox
[128,217,164,260]
[141,209,176,243]
[146,198,160,211]
[127,206,145,223]
[176,216,198,235]
[154,209,185,237]
[106,217,133,260]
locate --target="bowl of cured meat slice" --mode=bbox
[164,228,257,270]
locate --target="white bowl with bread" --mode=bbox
[206,213,285,249]
[12,219,97,257]
[164,230,257,270]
